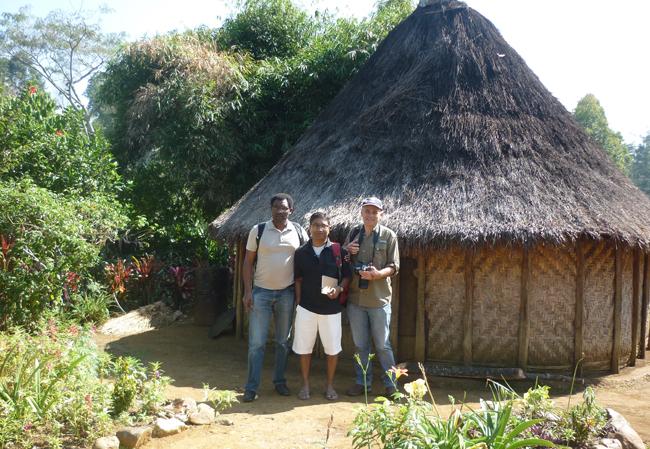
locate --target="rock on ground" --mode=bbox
[99,301,182,336]
[153,417,188,437]
[593,438,623,449]
[606,408,645,449]
[92,435,119,449]
[189,403,216,425]
[172,397,198,414]
[116,426,152,449]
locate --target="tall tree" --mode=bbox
[215,0,315,60]
[0,55,44,95]
[631,133,650,195]
[0,6,123,135]
[573,94,632,173]
[89,0,415,259]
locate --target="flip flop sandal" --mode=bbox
[325,387,338,401]
[298,386,310,400]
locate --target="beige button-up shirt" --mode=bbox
[246,220,308,290]
[344,224,400,308]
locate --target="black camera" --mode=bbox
[353,263,372,289]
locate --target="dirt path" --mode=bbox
[96,323,650,449]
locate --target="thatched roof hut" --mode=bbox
[210,0,650,373]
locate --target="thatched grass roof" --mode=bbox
[210,0,650,249]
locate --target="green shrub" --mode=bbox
[0,86,127,329]
[0,86,121,196]
[65,281,112,325]
[559,387,608,446]
[349,364,612,449]
[0,322,112,448]
[0,179,127,328]
[350,372,554,449]
[109,356,172,418]
[0,319,174,448]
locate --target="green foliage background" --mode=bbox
[0,88,127,327]
[90,0,417,261]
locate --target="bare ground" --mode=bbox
[95,324,650,449]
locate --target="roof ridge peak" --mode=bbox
[418,0,467,9]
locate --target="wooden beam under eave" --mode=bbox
[235,240,245,340]
[390,272,400,359]
[518,246,530,370]
[611,246,623,374]
[463,248,474,366]
[414,253,426,361]
[630,248,641,365]
[574,240,585,374]
[640,253,650,359]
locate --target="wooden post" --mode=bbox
[612,246,623,374]
[640,253,649,359]
[390,272,400,359]
[463,247,474,366]
[518,247,530,370]
[630,249,641,365]
[235,240,245,339]
[414,253,426,361]
[574,240,585,374]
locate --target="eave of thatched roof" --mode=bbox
[209,0,650,249]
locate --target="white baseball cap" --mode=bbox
[360,196,383,210]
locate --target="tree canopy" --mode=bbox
[89,0,416,259]
[0,6,123,134]
[573,94,632,173]
[631,133,650,195]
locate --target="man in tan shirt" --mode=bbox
[344,197,400,397]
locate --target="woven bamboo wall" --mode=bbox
[425,245,465,362]
[471,245,522,365]
[528,244,576,368]
[583,240,615,370]
[620,248,633,365]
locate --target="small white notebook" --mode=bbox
[321,275,338,294]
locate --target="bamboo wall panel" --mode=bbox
[398,257,418,360]
[472,245,521,365]
[528,243,575,367]
[425,246,465,362]
[641,254,649,359]
[583,240,615,370]
[619,248,633,365]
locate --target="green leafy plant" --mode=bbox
[66,283,112,324]
[109,356,172,417]
[349,365,556,449]
[110,356,145,417]
[0,321,112,447]
[559,387,607,446]
[202,384,238,412]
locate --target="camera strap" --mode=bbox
[357,225,380,265]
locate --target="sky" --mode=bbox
[3,0,649,144]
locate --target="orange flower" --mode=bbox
[28,86,37,95]
[388,366,408,380]
[55,130,64,136]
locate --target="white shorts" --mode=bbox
[292,305,342,356]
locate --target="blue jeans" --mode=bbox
[245,285,295,393]
[347,302,396,388]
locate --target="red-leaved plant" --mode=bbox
[1,234,15,272]
[168,266,193,311]
[63,271,80,301]
[105,259,132,313]
[131,254,160,305]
